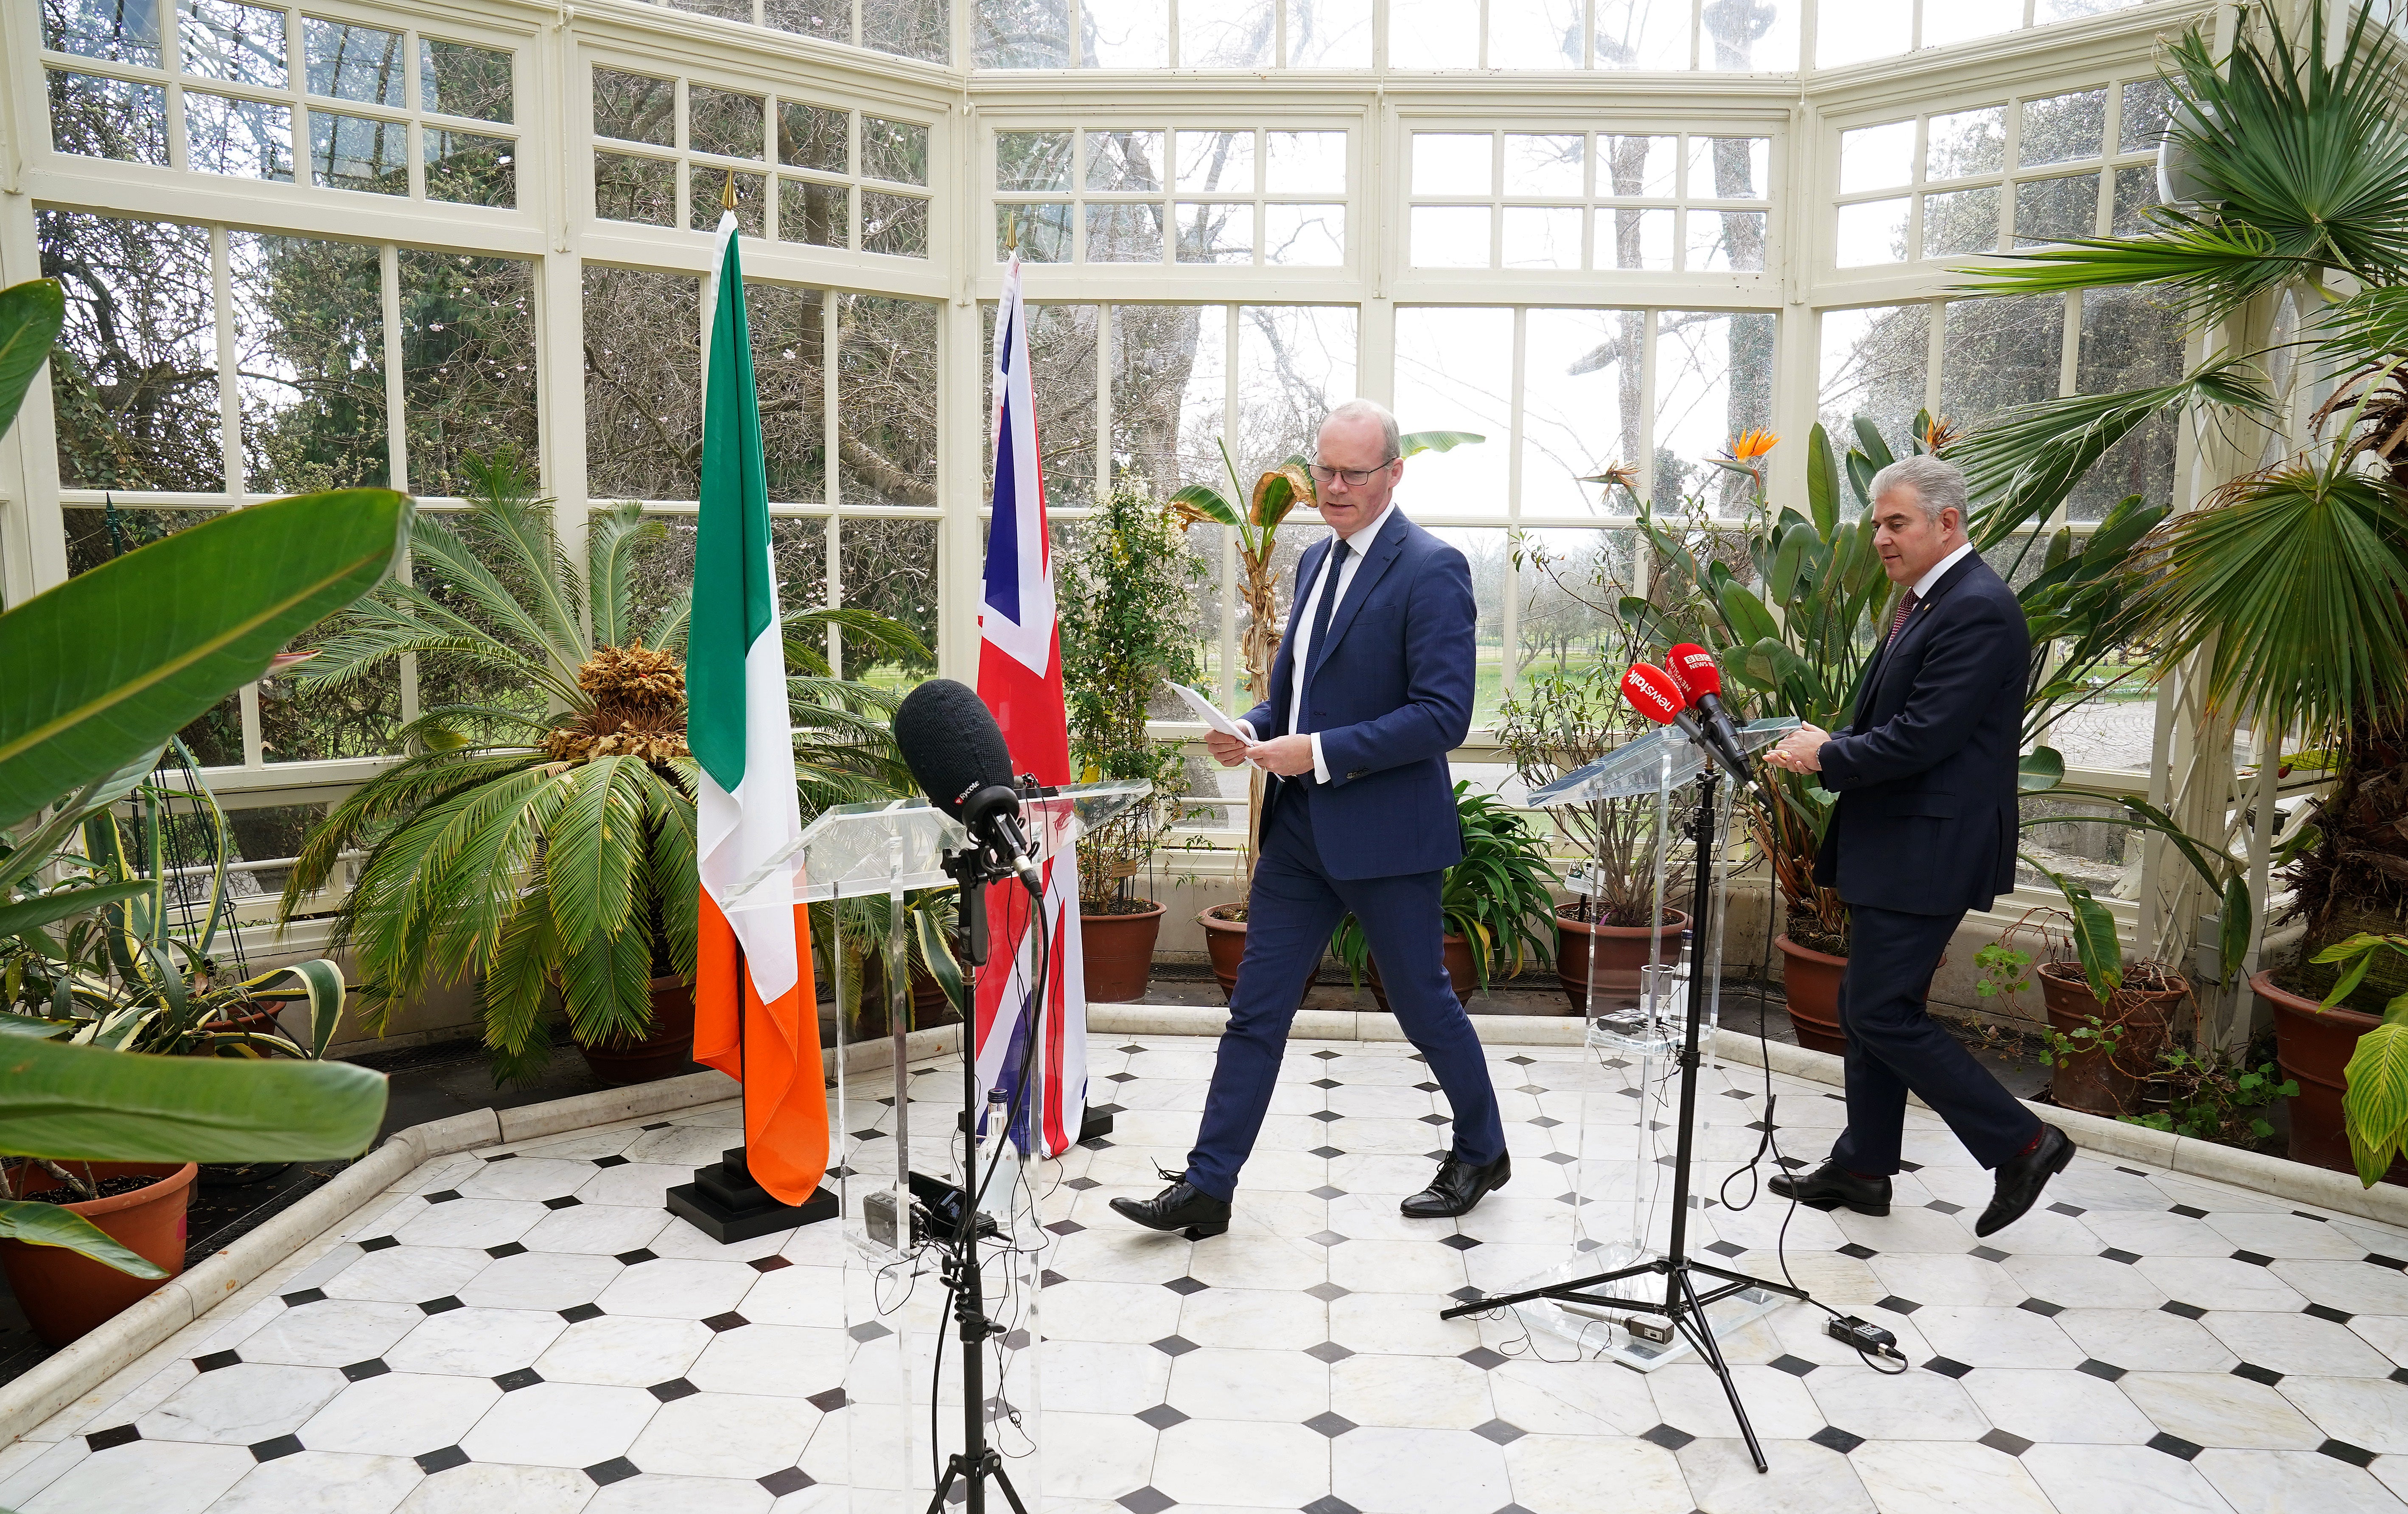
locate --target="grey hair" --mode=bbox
[1323,398,1402,463]
[1869,454,1969,524]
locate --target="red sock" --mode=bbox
[2016,1127,2045,1158]
[1846,1169,1885,1182]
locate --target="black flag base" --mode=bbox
[665,1144,838,1244]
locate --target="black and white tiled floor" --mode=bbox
[7,1034,2408,1513]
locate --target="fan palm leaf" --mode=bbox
[585,505,663,650]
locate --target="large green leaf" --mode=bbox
[2017,747,2066,793]
[1806,423,1841,541]
[0,880,159,942]
[0,1198,165,1280]
[0,491,412,830]
[2220,875,2252,983]
[1168,483,1241,529]
[0,278,65,442]
[1717,581,1781,649]
[239,959,348,1059]
[1398,429,1484,457]
[2345,1022,2408,1188]
[0,1037,386,1162]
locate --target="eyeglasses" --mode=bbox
[1306,460,1394,487]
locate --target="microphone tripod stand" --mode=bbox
[1439,768,1811,1475]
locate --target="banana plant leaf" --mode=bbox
[0,279,64,441]
[0,1037,387,1162]
[0,1199,164,1280]
[2017,747,2066,793]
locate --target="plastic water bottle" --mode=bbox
[976,1091,1020,1225]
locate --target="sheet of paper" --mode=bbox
[1164,681,1249,740]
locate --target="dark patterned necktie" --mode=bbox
[1886,589,1921,646]
[1306,539,1352,679]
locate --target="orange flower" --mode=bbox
[1579,461,1641,491]
[1920,414,1960,454]
[1725,429,1779,464]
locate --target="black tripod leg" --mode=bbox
[987,1454,1032,1514]
[1674,1267,1769,1474]
[926,1454,965,1514]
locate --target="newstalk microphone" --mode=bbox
[893,678,1044,895]
[1663,644,1761,792]
[1619,662,1757,791]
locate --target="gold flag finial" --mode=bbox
[721,169,737,213]
[1003,208,1019,253]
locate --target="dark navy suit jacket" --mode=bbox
[1812,550,2028,917]
[1239,509,1476,881]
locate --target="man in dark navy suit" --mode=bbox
[1763,454,2072,1239]
[1111,399,1508,1239]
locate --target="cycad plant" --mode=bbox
[278,456,924,1081]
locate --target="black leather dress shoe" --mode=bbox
[1976,1124,2073,1238]
[1400,1153,1510,1219]
[1768,1161,1891,1216]
[1109,1179,1231,1239]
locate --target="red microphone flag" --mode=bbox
[1664,643,1722,704]
[1619,663,1691,726]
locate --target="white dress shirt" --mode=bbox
[1239,499,1397,785]
[1911,540,1975,600]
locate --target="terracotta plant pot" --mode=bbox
[1365,935,1481,1013]
[0,1161,198,1347]
[578,975,697,1086]
[2037,961,2183,1119]
[2262,967,2408,1183]
[1774,935,1850,1056]
[1199,905,1248,1002]
[1554,907,1691,1015]
[1082,901,1166,1004]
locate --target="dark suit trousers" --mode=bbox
[1829,904,2041,1175]
[1184,786,1506,1202]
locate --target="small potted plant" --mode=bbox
[1330,784,1557,1011]
[1058,477,1203,1002]
[1978,908,2188,1118]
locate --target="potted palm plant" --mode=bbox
[277,456,923,1084]
[1330,784,1557,1010]
[1058,476,1204,1002]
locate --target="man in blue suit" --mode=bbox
[1111,399,1509,1239]
[1764,454,2071,1239]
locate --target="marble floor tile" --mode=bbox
[1904,1306,2084,1371]
[456,1249,624,1313]
[1647,1363,1826,1442]
[518,1202,675,1256]
[389,1198,548,1251]
[453,1157,602,1203]
[1333,1425,1510,1514]
[319,1245,491,1305]
[574,1163,698,1208]
[456,1379,660,1468]
[535,1314,715,1387]
[1030,1337,1173,1416]
[2190,1448,2406,1514]
[2054,1309,2240,1374]
[1175,1283,1328,1350]
[623,1393,818,1480]
[1326,1291,1488,1357]
[1151,1418,1328,1507]
[1326,1350,1488,1430]
[684,1324,847,1399]
[1027,1280,1185,1345]
[392,1463,595,1514]
[17,1439,254,1514]
[294,1373,502,1458]
[1167,1345,1329,1423]
[1803,1361,1993,1441]
[1327,1237,1470,1295]
[2117,1370,2325,1451]
[2201,1310,2398,1378]
[2273,1259,2408,1319]
[1960,1366,2160,1446]
[207,1450,422,1514]
[136,1361,347,1445]
[1999,1253,2169,1311]
[585,1472,774,1513]
[1848,1438,2058,1514]
[2018,1442,2238,1513]
[2279,1374,2408,1454]
[1036,1410,1157,1501]
[1502,1432,1692,1514]
[2201,1211,2368,1261]
[220,1298,428,1368]
[382,1307,568,1378]
[1673,1436,1876,1514]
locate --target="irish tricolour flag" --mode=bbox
[689,209,825,1207]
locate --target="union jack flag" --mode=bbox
[974,252,1087,1160]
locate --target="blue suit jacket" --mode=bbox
[1240,509,1476,881]
[1812,550,2028,917]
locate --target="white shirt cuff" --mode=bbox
[1235,719,1257,743]
[1310,732,1331,785]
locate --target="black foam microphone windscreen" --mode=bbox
[894,678,1016,819]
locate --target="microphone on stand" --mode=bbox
[1620,662,1758,792]
[1663,644,1762,792]
[893,678,1044,895]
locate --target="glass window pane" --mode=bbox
[1175,202,1254,264]
[2111,163,2158,236]
[1176,130,1254,192]
[1921,185,1999,258]
[48,70,169,166]
[2036,0,2145,21]
[1087,202,1165,261]
[1394,307,1512,520]
[585,266,700,500]
[1594,206,1672,269]
[1264,204,1345,266]
[399,251,538,497]
[999,201,1072,261]
[863,117,930,185]
[864,0,949,63]
[230,231,387,496]
[840,519,940,685]
[1688,137,1770,199]
[1080,0,1170,66]
[1426,527,1507,721]
[1235,305,1355,486]
[425,129,515,209]
[420,39,513,123]
[304,19,403,106]
[692,168,767,235]
[1925,106,2005,180]
[779,103,850,173]
[781,179,850,246]
[766,0,848,44]
[1504,134,1583,196]
[1687,209,1766,271]
[1503,206,1580,269]
[1815,0,1908,66]
[1410,206,1491,268]
[39,210,221,491]
[310,111,407,195]
[1266,131,1347,193]
[1592,0,1691,69]
[187,92,292,180]
[862,191,929,256]
[1839,120,1914,193]
[2070,286,2184,520]
[1656,310,1775,517]
[977,0,1070,66]
[994,302,1100,510]
[1701,0,1797,70]
[1940,294,2065,424]
[2019,88,2107,167]
[2119,79,2172,153]
[836,294,940,511]
[1413,134,1493,196]
[689,85,764,160]
[1181,0,1274,66]
[596,152,677,227]
[1516,528,1636,681]
[1835,196,1909,266]
[630,514,827,650]
[1523,308,1646,516]
[62,508,248,763]
[178,0,284,86]
[1489,0,1584,68]
[1597,134,1676,198]
[1086,129,1163,191]
[45,0,165,67]
[1287,0,1372,66]
[1923,0,2020,48]
[747,283,825,505]
[592,68,674,147]
[997,130,1072,190]
[2013,172,2100,247]
[1110,304,1226,496]
[1819,303,1930,463]
[1388,0,1481,68]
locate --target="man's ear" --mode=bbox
[1940,507,1963,538]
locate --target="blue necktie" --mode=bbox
[1304,540,1352,704]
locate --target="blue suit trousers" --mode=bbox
[1184,785,1507,1202]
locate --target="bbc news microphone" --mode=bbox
[1663,644,1762,793]
[892,678,1044,895]
[1620,662,1756,791]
